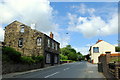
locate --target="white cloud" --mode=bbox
[72,4,95,15]
[113,44,118,46]
[0,0,70,46]
[73,43,95,55]
[0,0,58,32]
[68,13,118,38]
[73,46,89,55]
[0,0,63,42]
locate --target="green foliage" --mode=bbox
[2,53,10,62]
[68,52,78,61]
[21,56,44,64]
[2,46,44,64]
[77,52,84,61]
[60,48,70,56]
[60,45,84,61]
[20,56,35,64]
[2,46,21,62]
[60,54,68,60]
[111,59,120,62]
[115,46,120,52]
[60,60,72,61]
[32,56,44,63]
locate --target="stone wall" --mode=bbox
[2,62,44,74]
[98,54,120,79]
[4,21,44,57]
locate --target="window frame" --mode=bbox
[52,41,54,49]
[55,43,58,50]
[46,53,51,64]
[18,38,23,48]
[36,37,42,46]
[93,47,99,53]
[20,25,25,33]
[48,39,50,47]
[54,55,58,64]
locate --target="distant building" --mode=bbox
[89,40,115,63]
[4,21,60,66]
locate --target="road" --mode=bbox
[3,61,105,78]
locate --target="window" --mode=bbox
[54,55,58,63]
[93,47,99,53]
[37,37,42,46]
[18,38,23,47]
[52,41,54,49]
[46,54,51,63]
[55,44,57,50]
[20,25,25,33]
[48,39,50,47]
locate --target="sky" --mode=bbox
[0,0,119,55]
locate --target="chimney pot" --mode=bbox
[50,32,53,39]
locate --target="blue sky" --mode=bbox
[0,0,118,55]
[50,2,118,54]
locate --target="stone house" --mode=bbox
[89,40,115,63]
[4,21,60,66]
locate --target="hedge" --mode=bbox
[2,46,44,64]
[2,46,21,62]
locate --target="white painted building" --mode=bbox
[89,40,115,63]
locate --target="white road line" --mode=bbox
[44,72,59,78]
[63,68,70,71]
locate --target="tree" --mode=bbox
[68,52,78,61]
[85,54,90,61]
[115,46,120,52]
[77,52,84,61]
[60,54,68,60]
[60,48,70,56]
[60,45,84,61]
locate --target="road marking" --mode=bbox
[63,68,70,71]
[44,72,59,78]
[87,71,94,73]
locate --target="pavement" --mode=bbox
[2,61,105,78]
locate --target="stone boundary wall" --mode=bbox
[2,62,44,74]
[98,54,120,79]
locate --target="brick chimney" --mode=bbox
[50,32,53,39]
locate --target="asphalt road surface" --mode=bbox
[4,61,105,78]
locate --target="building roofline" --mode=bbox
[91,40,115,47]
[44,34,60,44]
[5,20,60,44]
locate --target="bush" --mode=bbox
[2,46,44,64]
[2,46,21,62]
[2,54,10,62]
[20,56,35,64]
[2,46,15,54]
[32,56,44,63]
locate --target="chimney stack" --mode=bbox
[50,32,53,39]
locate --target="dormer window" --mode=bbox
[37,37,42,46]
[20,25,25,33]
